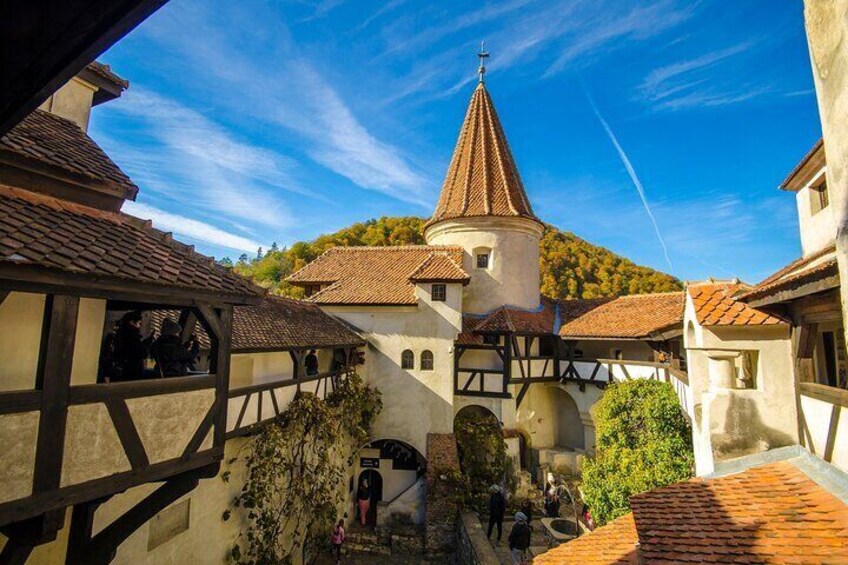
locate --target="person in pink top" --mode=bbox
[356,480,371,526]
[330,519,345,563]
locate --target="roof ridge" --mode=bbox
[324,244,463,252]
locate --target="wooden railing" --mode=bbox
[226,368,351,439]
[0,374,221,527]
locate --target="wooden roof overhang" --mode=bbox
[0,261,261,307]
[0,0,169,136]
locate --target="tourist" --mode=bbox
[330,519,345,564]
[305,349,319,375]
[357,480,371,526]
[150,318,199,377]
[521,499,533,523]
[112,311,154,381]
[508,511,532,564]
[487,484,506,544]
[544,493,560,518]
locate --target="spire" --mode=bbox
[426,61,540,229]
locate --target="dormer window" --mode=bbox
[431,284,446,301]
[476,253,490,269]
[811,177,829,214]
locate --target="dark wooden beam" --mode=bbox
[0,0,170,136]
[105,399,149,469]
[33,295,79,494]
[211,306,232,448]
[65,466,209,565]
[69,374,215,404]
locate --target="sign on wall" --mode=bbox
[360,457,380,469]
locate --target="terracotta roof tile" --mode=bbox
[0,185,261,299]
[288,245,466,305]
[408,252,470,283]
[85,61,129,90]
[534,461,848,564]
[473,296,558,335]
[426,83,540,229]
[532,514,638,564]
[150,297,363,352]
[0,110,138,199]
[558,292,684,339]
[688,282,784,326]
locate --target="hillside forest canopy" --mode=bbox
[222,216,682,300]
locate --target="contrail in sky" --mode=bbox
[580,82,674,271]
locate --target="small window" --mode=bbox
[483,334,499,346]
[476,253,490,269]
[401,350,414,370]
[421,350,434,371]
[811,178,829,214]
[431,284,446,302]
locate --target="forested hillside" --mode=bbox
[223,216,682,299]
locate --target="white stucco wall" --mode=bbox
[424,217,542,314]
[322,282,463,455]
[795,167,836,256]
[683,292,797,475]
[798,389,848,473]
[0,292,45,391]
[38,77,97,132]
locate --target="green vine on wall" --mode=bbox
[222,372,382,564]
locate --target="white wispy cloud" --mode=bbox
[141,0,431,207]
[99,88,297,229]
[582,84,673,270]
[123,201,262,253]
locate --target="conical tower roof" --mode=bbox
[426,82,541,229]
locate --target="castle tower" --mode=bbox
[424,71,543,314]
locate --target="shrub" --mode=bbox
[582,379,693,525]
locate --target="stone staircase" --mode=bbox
[344,525,424,557]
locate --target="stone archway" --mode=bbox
[454,404,498,429]
[551,388,585,450]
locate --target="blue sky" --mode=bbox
[92,0,821,283]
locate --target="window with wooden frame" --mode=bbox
[431,284,446,302]
[811,177,829,214]
[476,252,490,269]
[421,350,434,371]
[401,349,414,370]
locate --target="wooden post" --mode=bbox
[503,334,512,394]
[33,294,79,494]
[793,323,819,384]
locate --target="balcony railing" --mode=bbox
[0,374,221,527]
[226,368,350,439]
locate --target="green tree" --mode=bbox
[582,379,693,526]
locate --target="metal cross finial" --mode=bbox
[477,40,490,83]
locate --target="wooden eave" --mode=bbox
[0,0,169,136]
[0,262,262,307]
[231,341,366,355]
[0,152,134,210]
[780,139,826,192]
[745,273,841,309]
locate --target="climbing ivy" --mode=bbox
[582,379,693,526]
[453,409,513,511]
[222,372,381,564]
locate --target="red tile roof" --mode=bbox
[688,282,785,326]
[533,514,638,564]
[0,185,261,300]
[0,109,138,199]
[474,297,558,334]
[740,245,839,304]
[534,461,848,564]
[426,83,540,229]
[288,246,466,305]
[408,252,470,283]
[559,292,684,339]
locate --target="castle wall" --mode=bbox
[425,217,542,314]
[322,282,463,455]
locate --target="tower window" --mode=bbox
[476,253,490,269]
[811,177,829,214]
[421,350,434,371]
[401,350,414,370]
[431,284,446,301]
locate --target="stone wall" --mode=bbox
[455,512,500,565]
[424,433,460,553]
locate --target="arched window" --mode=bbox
[421,350,434,371]
[401,349,414,370]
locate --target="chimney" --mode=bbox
[38,61,128,132]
